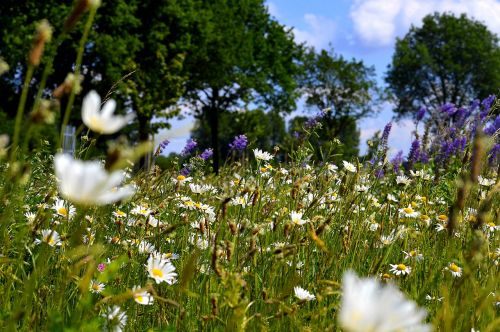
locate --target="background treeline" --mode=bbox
[1,1,500,172]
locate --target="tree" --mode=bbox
[386,12,500,119]
[183,0,302,173]
[298,48,380,158]
[0,0,193,156]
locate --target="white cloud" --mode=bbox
[293,14,337,49]
[351,0,500,47]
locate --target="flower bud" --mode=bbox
[29,20,53,66]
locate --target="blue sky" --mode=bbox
[159,0,500,156]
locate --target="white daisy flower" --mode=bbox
[102,305,127,332]
[52,198,76,219]
[342,160,356,173]
[82,90,134,134]
[130,204,151,217]
[339,271,430,332]
[146,255,177,284]
[253,148,273,161]
[294,286,315,301]
[446,262,462,278]
[132,286,154,305]
[396,175,411,185]
[399,206,420,218]
[403,250,424,261]
[54,154,135,206]
[390,263,412,276]
[35,229,62,247]
[290,211,307,225]
[89,279,105,294]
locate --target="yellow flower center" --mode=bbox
[397,264,407,271]
[420,215,430,221]
[260,167,267,173]
[184,200,194,207]
[403,207,414,214]
[411,201,417,208]
[382,273,391,279]
[92,283,100,290]
[177,175,186,181]
[164,253,173,258]
[89,115,104,131]
[194,202,201,209]
[152,268,164,278]
[410,250,417,257]
[421,196,427,202]
[57,207,68,216]
[438,214,448,221]
[487,222,496,227]
[47,237,55,246]
[450,263,460,272]
[136,295,144,303]
[115,210,126,217]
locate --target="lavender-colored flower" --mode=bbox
[304,111,326,129]
[416,107,426,121]
[199,148,213,161]
[229,134,248,152]
[179,168,190,176]
[292,131,301,139]
[481,95,495,110]
[181,139,197,156]
[407,139,421,165]
[441,103,456,117]
[375,169,385,178]
[381,122,392,147]
[488,143,500,165]
[155,139,170,156]
[391,151,404,173]
[419,151,429,164]
[469,99,480,113]
[485,114,500,136]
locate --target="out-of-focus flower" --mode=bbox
[199,148,213,161]
[343,161,357,173]
[181,139,197,156]
[102,305,127,332]
[253,149,273,161]
[338,271,430,332]
[82,91,134,134]
[146,255,177,284]
[132,286,154,305]
[35,229,62,247]
[229,134,248,152]
[54,153,135,206]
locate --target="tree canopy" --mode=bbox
[386,12,500,118]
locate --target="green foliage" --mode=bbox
[386,12,500,118]
[183,0,303,172]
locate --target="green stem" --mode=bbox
[58,8,96,149]
[11,65,35,162]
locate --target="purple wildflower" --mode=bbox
[304,111,326,129]
[441,103,456,117]
[375,169,385,178]
[155,139,170,156]
[381,122,392,147]
[419,151,429,164]
[469,99,480,113]
[200,148,213,161]
[391,151,404,173]
[488,143,500,165]
[416,107,426,121]
[484,114,500,136]
[481,95,495,110]
[292,131,301,139]
[97,263,106,272]
[179,168,190,176]
[229,135,248,152]
[407,139,421,165]
[181,139,197,156]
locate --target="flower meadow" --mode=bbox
[1,3,500,332]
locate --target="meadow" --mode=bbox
[1,1,500,331]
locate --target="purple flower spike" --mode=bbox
[181,139,197,156]
[229,135,248,152]
[416,107,426,121]
[200,148,213,160]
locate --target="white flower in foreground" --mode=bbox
[132,286,154,305]
[54,153,134,206]
[146,255,177,284]
[339,271,430,332]
[102,305,127,332]
[253,148,273,161]
[342,160,357,173]
[82,90,134,134]
[294,286,315,301]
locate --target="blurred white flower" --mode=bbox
[253,148,273,161]
[339,271,430,332]
[82,90,134,134]
[54,153,134,206]
[342,160,356,173]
